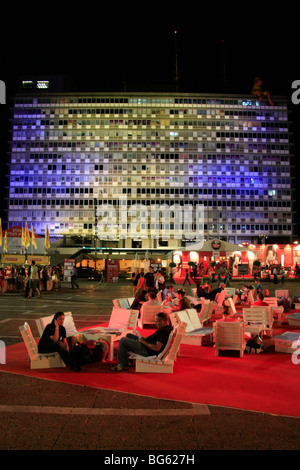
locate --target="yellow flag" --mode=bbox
[0,218,2,246]
[31,225,37,249]
[45,225,50,249]
[4,231,7,252]
[24,222,30,248]
[21,227,25,246]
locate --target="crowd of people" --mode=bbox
[10,262,300,373]
[0,263,63,297]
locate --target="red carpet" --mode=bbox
[1,328,300,418]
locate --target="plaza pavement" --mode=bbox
[0,278,300,452]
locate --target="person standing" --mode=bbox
[145,266,155,290]
[132,268,140,294]
[183,269,191,285]
[71,266,79,289]
[41,266,48,291]
[279,267,286,284]
[28,260,41,298]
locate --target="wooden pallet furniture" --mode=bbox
[19,322,66,369]
[275,289,289,299]
[224,287,236,297]
[263,297,284,323]
[112,298,135,309]
[242,307,269,338]
[170,303,215,346]
[286,312,300,326]
[130,322,187,373]
[213,320,246,357]
[137,301,162,329]
[273,331,300,353]
[36,311,74,337]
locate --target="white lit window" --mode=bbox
[37,81,49,89]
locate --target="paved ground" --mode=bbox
[1,278,300,453]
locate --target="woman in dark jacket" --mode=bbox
[38,311,81,371]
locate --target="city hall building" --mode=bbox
[7,79,294,252]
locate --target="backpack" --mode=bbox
[91,340,110,362]
[71,342,92,365]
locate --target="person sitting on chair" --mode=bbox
[139,290,161,319]
[253,293,269,306]
[111,312,172,371]
[38,311,81,371]
[169,289,191,311]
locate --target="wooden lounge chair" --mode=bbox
[243,307,268,339]
[213,320,246,357]
[130,322,187,373]
[275,289,289,300]
[19,322,66,369]
[36,311,75,337]
[137,301,162,328]
[113,298,131,309]
[224,287,236,297]
[262,297,284,323]
[170,303,215,347]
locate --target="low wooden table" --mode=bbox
[80,328,120,361]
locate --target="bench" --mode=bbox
[273,332,300,353]
[286,312,300,327]
[19,322,66,369]
[170,302,215,347]
[130,322,187,373]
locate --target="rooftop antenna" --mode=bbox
[174,29,179,92]
[221,39,227,86]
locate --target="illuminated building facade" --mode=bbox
[8,86,294,248]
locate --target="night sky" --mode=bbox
[0,5,299,232]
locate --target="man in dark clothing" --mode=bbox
[111,312,172,371]
[145,267,155,290]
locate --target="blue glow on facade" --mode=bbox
[8,92,293,246]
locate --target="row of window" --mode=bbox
[8,197,292,210]
[13,118,289,132]
[11,141,290,153]
[11,162,286,170]
[8,187,293,206]
[11,152,290,164]
[12,130,289,142]
[13,104,287,119]
[7,213,293,236]
[14,96,284,107]
[9,175,291,189]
